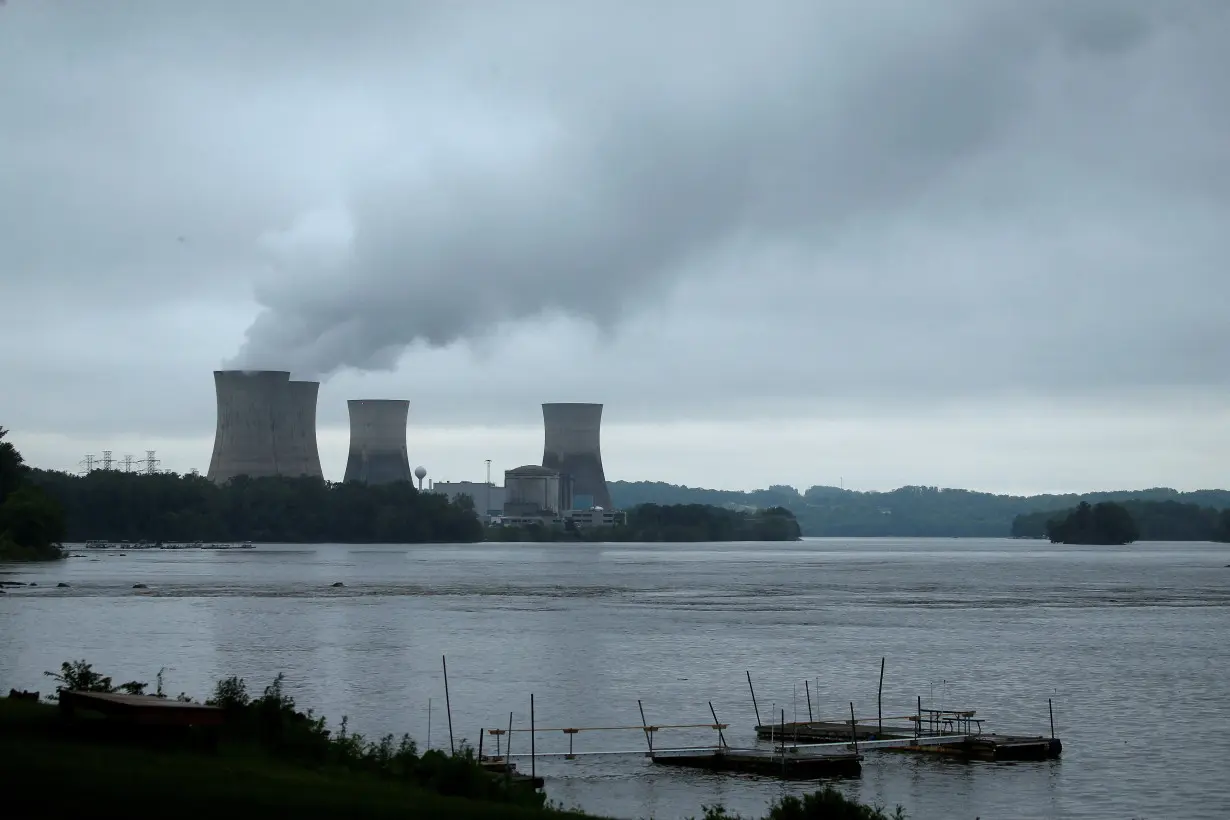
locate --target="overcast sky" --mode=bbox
[2,0,1228,495]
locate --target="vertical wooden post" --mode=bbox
[781,708,787,777]
[708,701,727,749]
[638,700,654,754]
[505,712,513,788]
[849,701,858,755]
[478,728,485,761]
[442,656,455,755]
[916,695,922,740]
[804,680,813,723]
[427,697,432,750]
[746,671,762,727]
[878,657,885,735]
[530,694,536,781]
[1049,699,1055,739]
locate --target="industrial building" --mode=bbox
[207,370,324,483]
[433,481,504,517]
[564,507,627,529]
[343,399,412,485]
[541,402,611,509]
[503,465,567,516]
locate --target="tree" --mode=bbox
[0,484,67,550]
[1046,501,1139,545]
[1216,509,1230,543]
[0,427,25,506]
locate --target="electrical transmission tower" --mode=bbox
[138,450,160,475]
[79,454,98,474]
[101,450,113,471]
[122,454,134,472]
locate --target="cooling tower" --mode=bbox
[277,380,325,479]
[207,370,291,482]
[343,400,411,485]
[207,370,324,483]
[541,402,611,509]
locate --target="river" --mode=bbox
[2,538,1227,820]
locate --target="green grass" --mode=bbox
[0,699,595,819]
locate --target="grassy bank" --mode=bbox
[4,660,908,820]
[0,697,590,820]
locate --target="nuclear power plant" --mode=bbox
[541,402,611,510]
[343,399,412,485]
[203,371,619,519]
[206,370,324,483]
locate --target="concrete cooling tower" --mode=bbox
[541,402,611,509]
[277,380,325,480]
[343,400,411,485]
[206,370,324,483]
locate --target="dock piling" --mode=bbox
[747,671,762,727]
[781,709,787,776]
[442,655,455,755]
[506,712,513,789]
[878,658,885,734]
[427,697,432,750]
[804,680,813,722]
[638,700,654,754]
[708,700,727,749]
[478,727,484,761]
[916,696,922,740]
[849,702,858,755]
[530,694,536,782]
[1049,698,1055,739]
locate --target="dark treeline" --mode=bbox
[26,469,483,544]
[611,480,1230,538]
[1013,499,1230,542]
[1,427,67,560]
[616,503,801,542]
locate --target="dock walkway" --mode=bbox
[755,719,1061,762]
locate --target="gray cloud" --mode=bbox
[1,0,1229,446]
[209,0,1230,381]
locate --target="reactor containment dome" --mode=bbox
[207,370,324,483]
[541,402,611,509]
[343,399,412,485]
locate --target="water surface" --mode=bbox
[2,538,1227,820]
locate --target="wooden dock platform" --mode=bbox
[755,720,1062,762]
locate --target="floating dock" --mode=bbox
[483,699,861,781]
[755,710,1062,761]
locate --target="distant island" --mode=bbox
[1013,499,1230,543]
[1037,501,1140,545]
